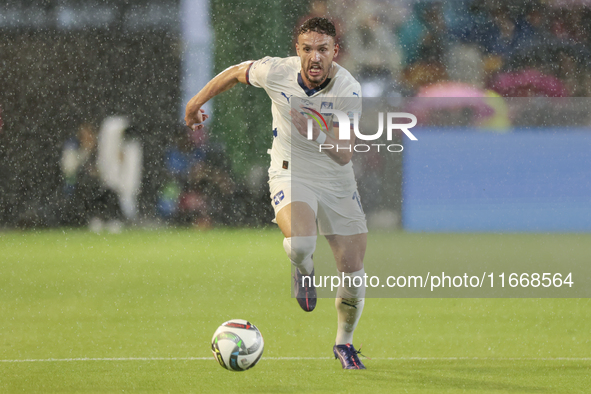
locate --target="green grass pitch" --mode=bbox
[1,228,589,393]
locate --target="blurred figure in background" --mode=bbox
[158,124,205,224]
[96,116,143,225]
[471,3,522,73]
[551,3,590,45]
[517,1,556,53]
[398,0,451,94]
[158,124,237,228]
[60,122,123,231]
[399,0,450,67]
[550,3,591,97]
[342,4,403,97]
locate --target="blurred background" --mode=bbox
[1,0,590,232]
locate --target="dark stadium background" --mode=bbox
[0,0,306,228]
[1,0,590,231]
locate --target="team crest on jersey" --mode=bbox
[320,101,334,118]
[273,190,285,205]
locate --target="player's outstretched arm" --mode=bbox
[185,61,252,129]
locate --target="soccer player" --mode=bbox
[185,17,367,370]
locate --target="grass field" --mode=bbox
[1,228,590,393]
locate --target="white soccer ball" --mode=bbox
[211,319,264,371]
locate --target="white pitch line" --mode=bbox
[0,357,211,363]
[0,357,333,363]
[0,357,590,363]
[386,357,591,361]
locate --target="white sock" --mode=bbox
[283,236,315,275]
[335,268,366,345]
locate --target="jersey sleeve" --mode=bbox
[246,56,279,89]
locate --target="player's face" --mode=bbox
[296,32,338,88]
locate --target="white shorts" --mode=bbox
[269,177,368,236]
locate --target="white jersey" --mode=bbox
[247,56,362,185]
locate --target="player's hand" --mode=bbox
[290,108,320,141]
[185,107,209,130]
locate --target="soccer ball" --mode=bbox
[211,319,264,371]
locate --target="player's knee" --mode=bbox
[283,236,317,263]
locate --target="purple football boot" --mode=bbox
[333,343,367,370]
[293,268,316,312]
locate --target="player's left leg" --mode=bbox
[277,202,318,312]
[269,178,320,312]
[326,233,368,369]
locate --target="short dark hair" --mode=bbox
[297,17,336,38]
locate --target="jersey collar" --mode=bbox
[297,72,332,97]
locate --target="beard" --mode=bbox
[305,63,328,85]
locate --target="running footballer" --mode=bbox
[185,17,368,370]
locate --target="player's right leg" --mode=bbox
[276,201,318,311]
[316,186,368,369]
[326,233,367,369]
